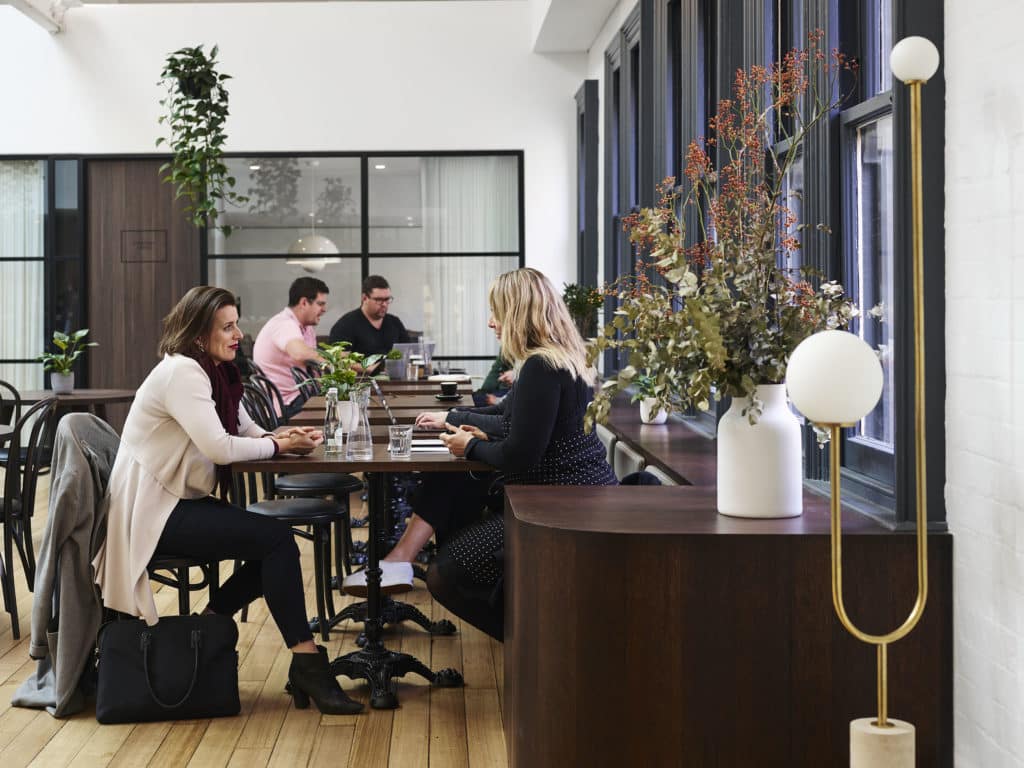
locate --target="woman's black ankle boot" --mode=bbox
[288,647,363,715]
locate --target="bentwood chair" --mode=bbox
[1,397,59,637]
[250,374,287,421]
[0,380,22,447]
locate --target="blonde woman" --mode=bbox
[344,268,616,636]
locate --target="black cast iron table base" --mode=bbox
[319,596,456,647]
[330,645,463,709]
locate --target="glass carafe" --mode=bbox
[345,384,374,460]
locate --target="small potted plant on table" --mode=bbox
[39,329,97,394]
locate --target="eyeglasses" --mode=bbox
[367,296,395,305]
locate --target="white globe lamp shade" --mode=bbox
[786,331,884,425]
[287,234,339,256]
[890,36,940,84]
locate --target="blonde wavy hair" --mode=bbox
[489,267,595,386]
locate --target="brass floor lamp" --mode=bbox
[785,36,941,768]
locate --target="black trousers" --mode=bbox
[156,497,314,647]
[415,469,506,642]
[411,471,502,547]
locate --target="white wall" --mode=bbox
[0,0,585,286]
[945,2,1024,765]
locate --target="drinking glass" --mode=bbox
[388,424,413,458]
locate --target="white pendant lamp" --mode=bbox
[287,159,339,272]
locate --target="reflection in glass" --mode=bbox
[0,363,43,393]
[368,256,517,358]
[779,151,805,275]
[207,258,362,337]
[0,261,44,359]
[851,114,894,449]
[0,160,46,258]
[210,157,361,255]
[368,156,518,253]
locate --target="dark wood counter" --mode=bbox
[503,485,952,767]
[602,398,717,486]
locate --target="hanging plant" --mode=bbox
[156,44,247,235]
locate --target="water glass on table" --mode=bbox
[388,424,413,458]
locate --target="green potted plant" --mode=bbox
[633,372,668,424]
[562,283,604,338]
[156,44,247,235]
[587,32,858,518]
[38,329,97,394]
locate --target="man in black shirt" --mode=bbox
[328,275,411,355]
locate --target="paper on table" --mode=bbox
[412,438,444,446]
[410,445,451,453]
[426,374,471,382]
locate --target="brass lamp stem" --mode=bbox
[827,77,930,731]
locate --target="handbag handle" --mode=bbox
[140,628,203,709]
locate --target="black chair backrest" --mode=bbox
[3,397,59,516]
[242,383,279,432]
[247,360,265,378]
[251,374,287,418]
[0,379,22,434]
[290,366,318,402]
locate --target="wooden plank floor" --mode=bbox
[0,474,507,768]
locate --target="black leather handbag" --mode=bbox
[95,614,240,724]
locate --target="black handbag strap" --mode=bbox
[140,629,203,709]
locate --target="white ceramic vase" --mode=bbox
[51,372,74,394]
[338,399,358,433]
[716,384,802,518]
[640,397,668,424]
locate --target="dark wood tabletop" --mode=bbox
[19,388,137,405]
[603,398,716,486]
[231,443,489,474]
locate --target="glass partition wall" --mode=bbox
[207,152,523,377]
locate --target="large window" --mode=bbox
[0,160,47,392]
[600,0,944,525]
[207,153,523,377]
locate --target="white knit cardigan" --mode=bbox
[93,354,276,625]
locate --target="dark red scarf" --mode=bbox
[197,356,243,498]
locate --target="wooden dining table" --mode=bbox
[18,388,136,423]
[231,444,490,709]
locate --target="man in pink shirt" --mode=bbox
[253,277,329,417]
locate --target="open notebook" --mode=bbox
[410,437,449,453]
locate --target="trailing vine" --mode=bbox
[156,44,247,235]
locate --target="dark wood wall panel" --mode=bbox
[87,160,200,430]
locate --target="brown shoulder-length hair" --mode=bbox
[158,286,238,358]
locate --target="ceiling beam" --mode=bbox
[532,0,620,53]
[6,0,79,32]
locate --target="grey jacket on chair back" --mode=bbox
[12,413,119,717]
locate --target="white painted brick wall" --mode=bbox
[945,2,1024,765]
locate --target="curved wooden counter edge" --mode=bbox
[502,485,953,768]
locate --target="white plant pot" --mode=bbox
[716,384,802,518]
[51,372,74,394]
[640,397,668,424]
[338,400,358,433]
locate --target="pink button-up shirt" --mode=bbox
[253,307,316,410]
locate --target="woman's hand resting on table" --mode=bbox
[439,423,488,457]
[271,426,323,455]
[414,411,449,430]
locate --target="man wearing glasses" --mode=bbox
[253,276,329,418]
[328,274,411,355]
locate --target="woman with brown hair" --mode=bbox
[93,286,362,715]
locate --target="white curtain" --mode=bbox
[419,156,518,354]
[0,161,46,392]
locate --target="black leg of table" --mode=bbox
[329,471,463,709]
[326,597,457,647]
